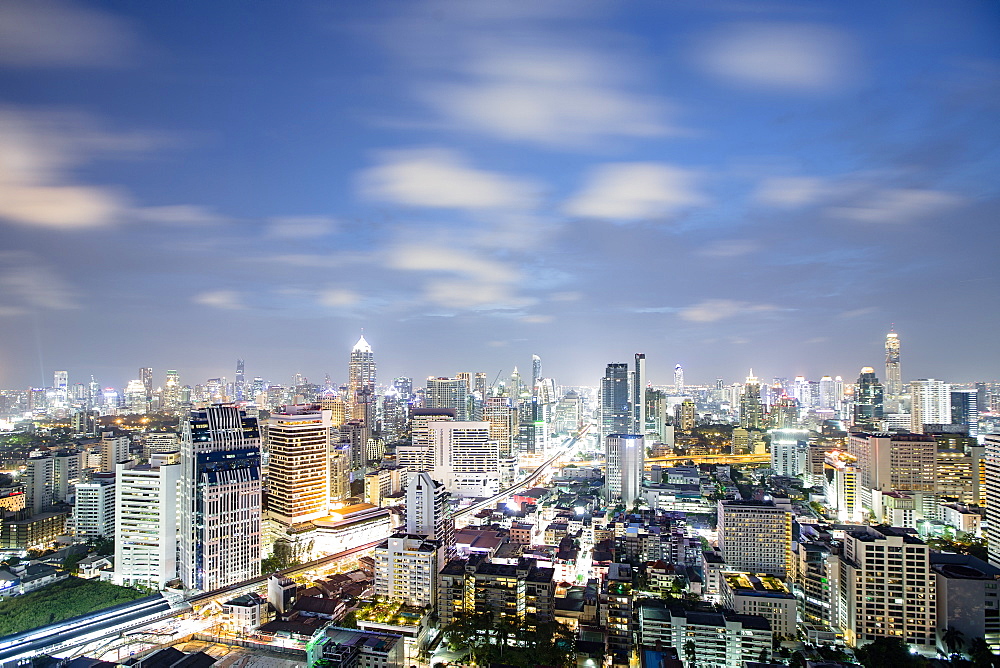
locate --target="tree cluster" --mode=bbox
[443,612,574,667]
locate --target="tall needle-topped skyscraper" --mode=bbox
[885,329,901,397]
[348,333,376,422]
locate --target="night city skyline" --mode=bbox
[1,1,998,388]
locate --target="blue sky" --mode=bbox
[0,0,998,389]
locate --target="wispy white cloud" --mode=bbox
[134,205,228,226]
[318,288,360,308]
[564,163,706,221]
[0,0,138,68]
[838,307,877,319]
[193,290,245,310]
[694,22,856,93]
[830,188,963,224]
[360,149,536,210]
[698,239,760,258]
[753,176,832,207]
[0,252,79,312]
[424,48,673,147]
[679,299,779,323]
[0,107,160,228]
[267,216,338,238]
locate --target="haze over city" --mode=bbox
[1,0,998,387]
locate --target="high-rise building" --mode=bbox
[114,452,181,589]
[847,432,937,520]
[140,367,153,403]
[124,379,148,415]
[951,389,980,437]
[605,433,644,506]
[740,371,764,430]
[770,429,808,479]
[374,533,442,608]
[531,355,541,396]
[985,434,1000,567]
[397,408,454,472]
[837,525,935,651]
[674,363,684,395]
[429,421,499,497]
[74,473,115,540]
[98,430,130,473]
[632,353,646,436]
[425,377,469,421]
[483,396,517,460]
[393,377,413,401]
[163,370,181,411]
[885,330,901,397]
[348,334,376,423]
[404,471,452,545]
[769,395,799,429]
[265,406,331,526]
[717,499,792,578]
[235,359,246,402]
[600,363,630,440]
[853,367,884,430]
[23,455,54,515]
[818,376,837,411]
[179,404,262,592]
[911,379,950,434]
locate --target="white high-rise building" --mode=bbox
[429,421,499,497]
[911,378,951,433]
[718,499,792,578]
[374,533,442,608]
[98,430,130,473]
[770,429,808,479]
[984,434,1000,567]
[114,453,180,590]
[24,455,54,515]
[404,471,451,543]
[885,330,902,397]
[673,363,683,396]
[425,377,469,421]
[74,473,115,540]
[605,433,644,506]
[179,404,262,592]
[397,408,454,472]
[632,353,646,435]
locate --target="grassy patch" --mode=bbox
[0,577,147,638]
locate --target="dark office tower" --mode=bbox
[140,367,153,402]
[600,363,630,440]
[739,371,764,430]
[235,359,245,402]
[631,354,646,436]
[976,383,991,417]
[531,355,542,396]
[951,389,979,437]
[885,330,901,397]
[179,404,262,592]
[853,367,884,430]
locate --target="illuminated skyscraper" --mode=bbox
[674,363,684,395]
[140,367,153,403]
[430,421,499,497]
[348,334,376,422]
[179,404,262,592]
[605,434,644,506]
[531,355,541,395]
[985,434,1000,566]
[853,367,884,430]
[951,389,979,437]
[911,379,950,434]
[885,330,901,397]
[235,359,246,402]
[739,371,764,430]
[632,353,646,436]
[265,406,331,526]
[600,363,630,440]
[164,370,181,411]
[425,377,469,420]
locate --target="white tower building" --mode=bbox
[911,378,951,433]
[114,453,181,589]
[429,421,499,497]
[605,433,644,506]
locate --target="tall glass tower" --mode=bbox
[348,334,376,422]
[885,330,901,397]
[600,363,630,440]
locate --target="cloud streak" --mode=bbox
[564,163,706,221]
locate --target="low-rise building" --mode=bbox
[305,625,404,668]
[720,571,797,637]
